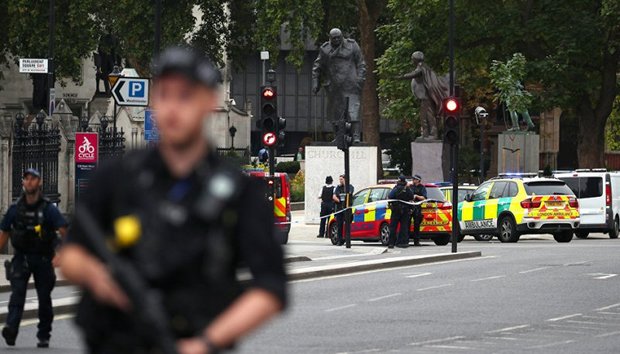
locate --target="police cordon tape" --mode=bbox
[274,199,447,225]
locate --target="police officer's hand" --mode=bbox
[52,254,61,268]
[86,261,131,311]
[177,338,210,354]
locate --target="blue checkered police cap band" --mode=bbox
[152,46,222,89]
[413,174,422,180]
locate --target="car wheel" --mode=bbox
[433,234,450,246]
[379,223,390,246]
[553,230,573,243]
[474,234,494,242]
[281,232,289,244]
[574,231,589,239]
[609,217,619,239]
[329,223,339,245]
[497,216,520,243]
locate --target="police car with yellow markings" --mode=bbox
[458,176,580,243]
[327,183,453,246]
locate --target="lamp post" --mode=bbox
[107,66,122,153]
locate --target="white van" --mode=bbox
[555,170,620,239]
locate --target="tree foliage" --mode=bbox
[489,53,532,113]
[378,0,619,167]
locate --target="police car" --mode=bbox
[327,183,453,246]
[457,175,580,243]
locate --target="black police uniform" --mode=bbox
[411,183,428,244]
[333,184,354,245]
[388,182,414,246]
[318,184,335,238]
[67,148,287,354]
[1,196,67,343]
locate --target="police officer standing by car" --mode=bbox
[333,174,354,246]
[410,174,427,246]
[317,176,335,238]
[0,168,68,348]
[388,176,414,248]
[59,46,287,354]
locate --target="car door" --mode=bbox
[350,189,370,236]
[460,181,492,232]
[360,187,390,237]
[485,181,507,229]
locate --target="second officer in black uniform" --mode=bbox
[59,46,287,354]
[410,174,427,246]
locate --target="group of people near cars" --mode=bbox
[317,174,427,248]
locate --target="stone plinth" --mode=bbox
[304,146,377,225]
[411,140,446,182]
[497,132,539,174]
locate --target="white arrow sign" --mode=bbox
[111,77,150,106]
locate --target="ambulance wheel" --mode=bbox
[498,216,520,243]
[608,217,619,239]
[574,231,589,239]
[474,234,494,241]
[553,231,573,243]
[379,223,390,246]
[433,234,450,246]
[329,223,339,245]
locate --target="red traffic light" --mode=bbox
[444,97,459,113]
[262,87,276,99]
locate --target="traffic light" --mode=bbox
[336,120,353,151]
[277,116,286,148]
[443,97,461,145]
[258,86,278,136]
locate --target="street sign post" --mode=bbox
[19,58,49,73]
[111,77,150,106]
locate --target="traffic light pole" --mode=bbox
[449,0,458,253]
[344,148,351,249]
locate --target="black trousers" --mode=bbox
[389,208,412,246]
[5,252,56,340]
[412,207,423,241]
[318,202,334,237]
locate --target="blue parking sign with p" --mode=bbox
[129,81,145,98]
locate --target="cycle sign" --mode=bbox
[75,133,99,163]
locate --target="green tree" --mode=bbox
[378,0,619,168]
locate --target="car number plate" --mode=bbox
[545,201,563,207]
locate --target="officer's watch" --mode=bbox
[202,336,221,354]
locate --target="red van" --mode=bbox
[245,171,292,244]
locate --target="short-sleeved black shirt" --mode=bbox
[67,148,287,348]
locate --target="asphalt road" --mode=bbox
[3,234,620,353]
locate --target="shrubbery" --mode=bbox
[275,161,301,174]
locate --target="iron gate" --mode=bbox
[11,111,61,203]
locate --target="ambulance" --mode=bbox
[458,176,580,242]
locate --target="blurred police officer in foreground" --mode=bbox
[388,176,414,249]
[410,174,427,247]
[1,168,68,348]
[59,46,287,354]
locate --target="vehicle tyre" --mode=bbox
[433,233,450,246]
[329,223,339,245]
[379,223,390,246]
[553,230,573,243]
[474,234,494,242]
[497,215,520,243]
[574,231,589,239]
[609,217,619,239]
[281,232,289,244]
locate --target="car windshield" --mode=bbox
[426,187,446,201]
[524,181,574,196]
[559,177,603,199]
